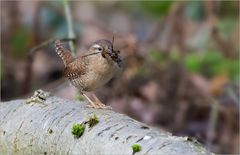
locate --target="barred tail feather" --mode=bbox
[55,40,74,66]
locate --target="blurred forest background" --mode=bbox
[1,1,239,154]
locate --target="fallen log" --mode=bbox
[0,90,213,155]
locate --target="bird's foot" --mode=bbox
[86,101,112,109]
[82,92,112,109]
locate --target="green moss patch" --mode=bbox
[132,143,142,154]
[88,114,99,128]
[71,123,85,138]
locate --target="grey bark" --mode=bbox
[0,91,213,155]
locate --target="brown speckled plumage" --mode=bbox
[54,39,121,92]
[55,40,74,66]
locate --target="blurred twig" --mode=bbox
[63,0,81,100]
[23,37,75,96]
[28,38,76,56]
[206,99,219,149]
[225,85,239,107]
[63,0,76,55]
[29,38,55,55]
[203,1,238,58]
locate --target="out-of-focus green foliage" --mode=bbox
[41,7,67,36]
[148,50,180,64]
[218,18,237,38]
[184,53,202,72]
[185,1,204,21]
[149,49,165,62]
[148,49,170,69]
[10,27,29,57]
[41,8,63,28]
[184,51,239,81]
[223,59,239,81]
[148,50,239,81]
[138,1,173,17]
[219,1,239,17]
[169,50,181,61]
[40,5,80,40]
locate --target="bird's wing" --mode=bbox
[63,58,87,80]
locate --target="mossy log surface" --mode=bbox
[0,92,213,155]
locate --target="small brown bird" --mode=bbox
[55,39,122,109]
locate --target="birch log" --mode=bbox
[0,91,213,155]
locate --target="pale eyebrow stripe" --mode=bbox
[92,44,101,49]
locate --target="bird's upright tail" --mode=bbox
[54,40,74,66]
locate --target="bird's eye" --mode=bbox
[98,48,102,51]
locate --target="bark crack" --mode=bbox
[97,124,119,136]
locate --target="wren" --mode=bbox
[55,39,122,109]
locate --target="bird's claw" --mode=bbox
[86,103,112,110]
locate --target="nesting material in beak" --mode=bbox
[110,49,122,67]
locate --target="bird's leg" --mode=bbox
[82,93,98,109]
[81,92,111,109]
[92,93,112,109]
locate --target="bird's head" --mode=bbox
[89,39,122,67]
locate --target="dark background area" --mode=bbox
[1,1,239,154]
